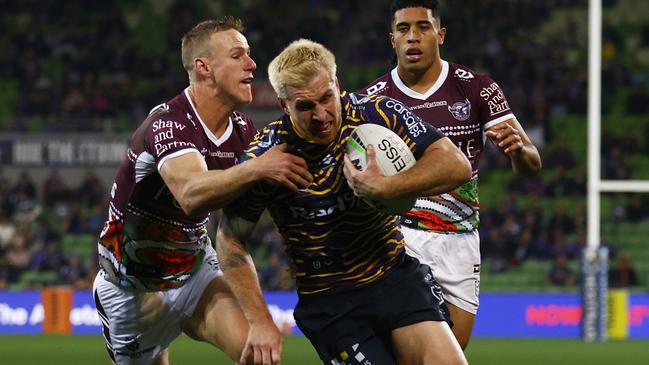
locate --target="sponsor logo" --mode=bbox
[258,129,277,148]
[349,92,370,105]
[148,103,169,115]
[448,99,471,121]
[365,81,387,95]
[410,101,447,110]
[480,82,511,116]
[455,68,474,80]
[288,191,359,219]
[384,99,428,137]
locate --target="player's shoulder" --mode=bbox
[246,117,285,156]
[358,72,392,96]
[144,92,199,131]
[448,62,495,85]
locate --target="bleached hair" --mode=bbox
[268,39,337,99]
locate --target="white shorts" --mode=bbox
[93,245,222,365]
[401,226,480,314]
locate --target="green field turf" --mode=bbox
[0,335,646,364]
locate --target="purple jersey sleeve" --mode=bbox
[357,93,445,160]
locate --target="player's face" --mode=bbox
[207,29,256,106]
[281,70,342,145]
[391,7,446,74]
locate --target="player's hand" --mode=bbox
[343,144,386,199]
[253,143,313,191]
[239,320,283,365]
[485,122,523,155]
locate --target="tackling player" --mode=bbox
[92,18,312,365]
[217,39,471,365]
[358,0,542,349]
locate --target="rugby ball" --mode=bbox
[346,123,416,215]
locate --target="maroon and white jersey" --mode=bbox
[97,88,257,291]
[359,61,515,232]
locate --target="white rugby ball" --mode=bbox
[346,123,416,215]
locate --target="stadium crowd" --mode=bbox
[1,0,648,291]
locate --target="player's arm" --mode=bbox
[160,143,312,217]
[216,209,282,365]
[484,117,541,177]
[343,136,471,200]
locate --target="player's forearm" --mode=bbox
[216,215,274,325]
[510,144,542,177]
[383,138,471,199]
[179,161,260,216]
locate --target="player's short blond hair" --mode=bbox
[181,17,244,81]
[268,39,337,99]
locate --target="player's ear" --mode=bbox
[194,58,209,77]
[438,27,447,45]
[389,32,395,48]
[278,97,290,115]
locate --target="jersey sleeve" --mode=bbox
[143,113,202,171]
[360,94,445,159]
[474,75,516,131]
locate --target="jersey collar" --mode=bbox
[390,60,449,100]
[183,87,233,147]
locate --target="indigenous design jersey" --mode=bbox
[229,91,443,296]
[359,61,515,232]
[98,88,256,291]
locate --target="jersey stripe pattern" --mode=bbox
[229,91,443,296]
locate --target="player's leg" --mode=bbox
[391,320,466,365]
[150,348,169,365]
[446,302,475,349]
[93,272,181,365]
[182,276,249,361]
[402,227,480,349]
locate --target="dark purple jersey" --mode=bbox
[359,61,515,232]
[228,91,444,296]
[98,88,257,291]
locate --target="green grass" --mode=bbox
[0,335,647,364]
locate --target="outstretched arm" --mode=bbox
[161,143,312,217]
[216,209,283,365]
[343,137,472,200]
[485,118,542,177]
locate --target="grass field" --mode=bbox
[0,335,646,364]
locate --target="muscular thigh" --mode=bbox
[183,277,249,361]
[391,321,466,365]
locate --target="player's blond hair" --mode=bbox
[181,17,244,81]
[268,39,337,99]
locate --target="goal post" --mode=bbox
[584,0,649,342]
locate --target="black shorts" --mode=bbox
[294,254,450,365]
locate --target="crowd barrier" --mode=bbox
[0,290,647,338]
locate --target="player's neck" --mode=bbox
[188,84,233,138]
[397,58,443,94]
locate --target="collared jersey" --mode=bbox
[98,88,256,291]
[228,91,444,296]
[359,61,515,232]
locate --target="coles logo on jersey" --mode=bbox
[448,99,471,121]
[365,81,387,95]
[454,68,474,80]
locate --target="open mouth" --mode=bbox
[405,48,423,61]
[241,77,253,85]
[311,121,331,133]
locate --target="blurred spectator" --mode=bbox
[547,254,575,287]
[609,254,638,288]
[42,169,70,207]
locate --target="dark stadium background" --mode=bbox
[0,0,648,363]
